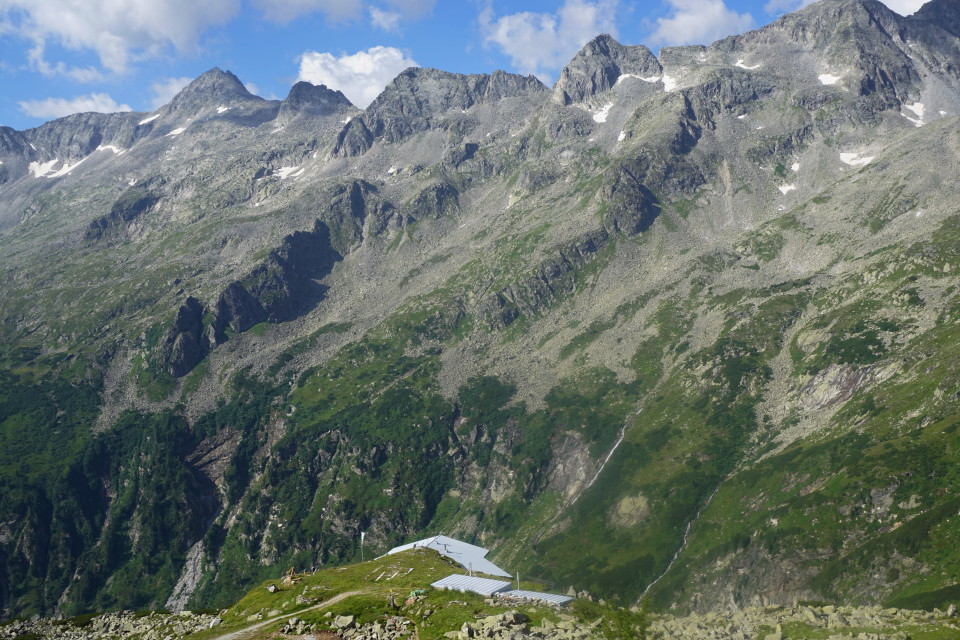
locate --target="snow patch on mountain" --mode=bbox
[840,152,873,166]
[818,74,841,85]
[276,166,304,179]
[617,73,660,84]
[138,114,160,125]
[593,102,613,123]
[29,159,59,178]
[30,157,88,179]
[902,102,925,126]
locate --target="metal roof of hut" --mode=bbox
[383,535,511,578]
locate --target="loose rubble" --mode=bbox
[273,607,604,640]
[0,610,221,640]
[3,601,958,640]
[345,609,598,640]
[649,604,960,640]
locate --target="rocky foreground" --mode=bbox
[0,610,222,640]
[3,603,960,640]
[650,603,960,640]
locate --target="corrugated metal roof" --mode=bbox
[384,535,512,578]
[431,574,513,596]
[502,590,575,606]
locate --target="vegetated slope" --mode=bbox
[0,0,959,619]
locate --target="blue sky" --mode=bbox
[0,0,928,130]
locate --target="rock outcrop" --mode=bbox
[212,222,341,342]
[278,81,353,119]
[480,229,609,330]
[553,34,662,105]
[334,68,547,156]
[85,182,162,241]
[165,68,263,115]
[162,297,210,377]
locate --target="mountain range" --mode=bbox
[1,0,959,618]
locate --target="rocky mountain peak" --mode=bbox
[279,81,353,118]
[552,34,661,105]
[778,0,906,41]
[370,67,546,115]
[165,67,260,114]
[911,0,960,37]
[333,67,546,156]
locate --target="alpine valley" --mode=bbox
[2,0,960,621]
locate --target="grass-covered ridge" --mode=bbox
[188,548,648,640]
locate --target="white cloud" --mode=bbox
[370,7,402,31]
[368,1,434,31]
[26,43,105,82]
[254,0,432,26]
[148,76,192,109]
[18,93,132,119]
[479,0,620,81]
[297,45,417,108]
[251,0,362,23]
[763,0,813,14]
[875,0,926,15]
[649,0,755,47]
[381,0,433,17]
[0,0,239,76]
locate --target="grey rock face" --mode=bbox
[279,81,353,119]
[0,126,29,184]
[212,223,342,343]
[601,164,661,236]
[913,0,960,38]
[85,183,161,241]
[680,70,775,131]
[403,181,460,223]
[715,0,957,112]
[334,68,547,156]
[553,34,662,105]
[20,111,147,172]
[163,297,210,377]
[165,67,260,114]
[319,179,391,253]
[481,228,610,330]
